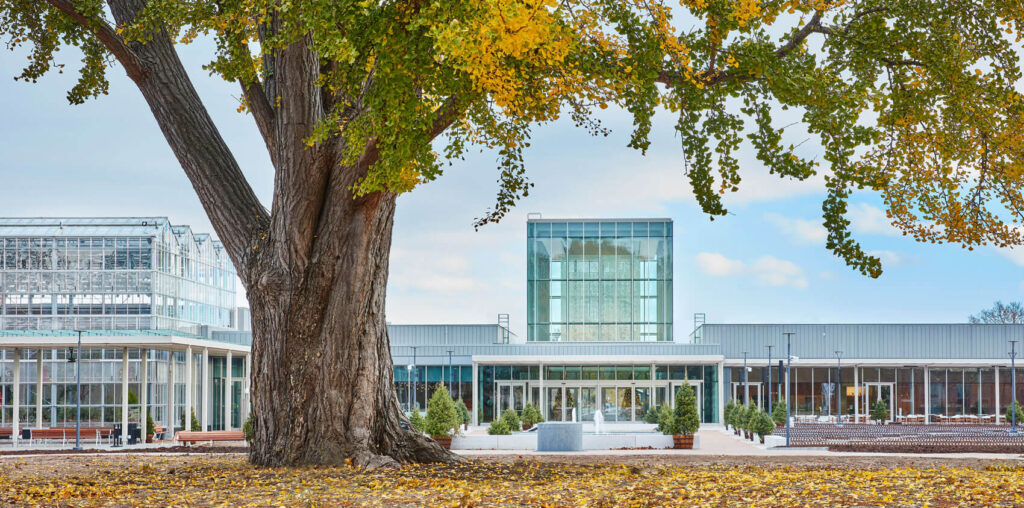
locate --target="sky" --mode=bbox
[0,40,1022,339]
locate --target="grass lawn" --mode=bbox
[0,454,1022,506]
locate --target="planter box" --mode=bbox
[433,436,451,449]
[672,435,694,449]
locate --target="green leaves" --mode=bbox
[4,0,1024,279]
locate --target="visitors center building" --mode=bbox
[1,216,1023,439]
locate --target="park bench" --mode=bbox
[176,430,245,445]
[87,427,115,445]
[27,428,70,446]
[0,428,11,439]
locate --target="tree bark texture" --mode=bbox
[247,189,451,467]
[88,0,456,467]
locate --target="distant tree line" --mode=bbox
[970,301,1024,324]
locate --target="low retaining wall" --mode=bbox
[452,433,693,450]
[764,435,785,448]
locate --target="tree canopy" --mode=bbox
[3,0,1024,278]
[969,301,1024,324]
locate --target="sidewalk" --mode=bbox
[454,428,1024,460]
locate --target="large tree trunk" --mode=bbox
[97,0,455,468]
[246,190,453,467]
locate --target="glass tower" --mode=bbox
[0,217,236,335]
[527,218,672,342]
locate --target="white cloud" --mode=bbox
[867,249,916,267]
[730,170,827,204]
[696,252,746,276]
[848,203,901,236]
[764,213,827,245]
[998,247,1024,267]
[695,252,808,289]
[751,256,809,289]
[389,248,484,293]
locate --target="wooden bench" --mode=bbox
[49,427,114,445]
[28,428,70,446]
[0,428,11,439]
[176,430,245,445]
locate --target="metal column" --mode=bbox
[471,363,479,426]
[12,349,20,446]
[120,347,129,446]
[243,353,251,421]
[35,350,43,429]
[224,350,233,430]
[201,348,210,431]
[995,366,1001,424]
[140,349,148,441]
[184,346,193,429]
[166,350,175,432]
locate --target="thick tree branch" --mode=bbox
[44,0,145,82]
[227,30,277,160]
[428,95,463,141]
[239,77,277,160]
[656,11,824,89]
[268,35,331,273]
[101,0,269,279]
[776,11,823,59]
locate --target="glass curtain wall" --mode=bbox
[0,348,186,429]
[393,365,473,413]
[728,365,1012,421]
[527,220,672,342]
[476,364,717,424]
[0,219,236,335]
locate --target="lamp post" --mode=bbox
[742,351,749,407]
[835,350,843,427]
[1011,340,1019,435]
[446,350,454,395]
[765,345,774,415]
[784,332,795,447]
[73,330,83,450]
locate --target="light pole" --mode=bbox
[835,350,843,426]
[765,345,774,415]
[73,330,83,450]
[446,350,454,395]
[1011,340,1019,434]
[742,351,749,407]
[784,332,795,447]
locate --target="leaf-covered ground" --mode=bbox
[1,454,1023,506]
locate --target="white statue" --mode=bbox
[593,409,604,434]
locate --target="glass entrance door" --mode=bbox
[547,387,562,421]
[579,387,597,421]
[732,382,761,409]
[565,387,579,421]
[674,382,702,422]
[497,382,527,415]
[862,382,894,422]
[547,386,582,421]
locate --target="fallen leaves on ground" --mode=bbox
[1,455,1023,506]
